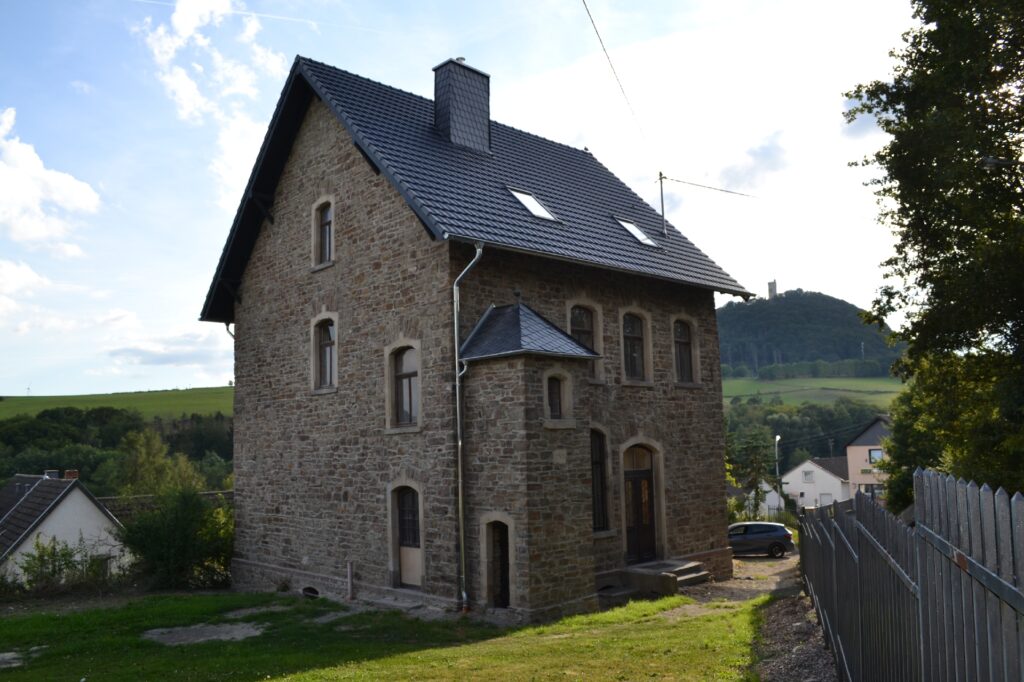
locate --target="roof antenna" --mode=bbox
[658,171,667,236]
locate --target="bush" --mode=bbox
[13,536,116,594]
[119,488,233,588]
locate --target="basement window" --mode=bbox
[617,218,658,247]
[509,188,556,220]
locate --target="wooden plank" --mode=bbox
[946,474,967,681]
[995,488,1019,682]
[1011,492,1024,682]
[933,472,953,680]
[980,483,1004,681]
[968,480,991,680]
[956,478,979,680]
[915,472,934,682]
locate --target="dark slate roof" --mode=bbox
[810,457,850,481]
[460,302,599,362]
[847,417,891,448]
[0,475,119,562]
[200,56,749,323]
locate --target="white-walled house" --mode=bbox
[0,473,126,581]
[781,457,852,509]
[729,480,785,515]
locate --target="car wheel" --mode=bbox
[769,543,785,559]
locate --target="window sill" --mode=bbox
[543,418,577,430]
[673,381,702,389]
[310,260,335,273]
[586,378,606,386]
[593,529,617,540]
[621,380,654,388]
[385,425,422,435]
[311,386,337,395]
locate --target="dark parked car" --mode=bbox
[728,522,795,558]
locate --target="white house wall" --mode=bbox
[1,488,125,581]
[781,462,851,509]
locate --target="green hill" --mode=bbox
[0,387,234,420]
[717,289,902,376]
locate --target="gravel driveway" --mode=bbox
[677,553,839,682]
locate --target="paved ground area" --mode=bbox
[676,554,838,682]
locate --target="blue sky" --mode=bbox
[0,0,913,396]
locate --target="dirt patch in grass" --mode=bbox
[223,605,292,619]
[143,622,266,646]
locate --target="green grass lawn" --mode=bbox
[0,386,234,420]
[0,592,766,681]
[723,376,904,409]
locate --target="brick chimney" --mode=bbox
[64,469,80,480]
[433,57,491,154]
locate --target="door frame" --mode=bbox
[386,477,425,588]
[618,438,667,563]
[479,511,517,608]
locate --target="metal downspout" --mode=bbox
[453,242,484,612]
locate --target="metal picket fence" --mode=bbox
[800,468,1024,682]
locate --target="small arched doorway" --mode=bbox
[485,521,510,608]
[394,486,422,587]
[624,445,656,563]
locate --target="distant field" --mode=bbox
[723,376,904,409]
[0,386,234,420]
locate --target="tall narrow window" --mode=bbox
[316,202,333,264]
[590,430,609,531]
[570,306,595,350]
[393,347,420,425]
[547,376,563,419]
[674,320,694,383]
[397,487,420,547]
[315,320,336,388]
[623,313,645,380]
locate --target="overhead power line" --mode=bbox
[660,175,756,199]
[581,0,643,137]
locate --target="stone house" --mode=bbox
[200,56,749,622]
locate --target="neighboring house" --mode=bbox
[846,416,891,499]
[200,56,749,622]
[0,472,125,581]
[728,481,784,516]
[781,457,852,509]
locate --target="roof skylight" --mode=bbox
[617,218,658,247]
[509,189,556,220]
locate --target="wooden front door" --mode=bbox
[624,446,656,564]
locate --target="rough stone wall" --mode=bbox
[232,99,458,603]
[455,245,734,584]
[231,94,733,619]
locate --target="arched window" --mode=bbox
[393,347,419,425]
[590,430,609,531]
[315,202,333,265]
[622,313,646,380]
[674,320,694,383]
[570,305,595,350]
[570,305,597,378]
[547,376,563,419]
[397,487,420,548]
[315,319,336,388]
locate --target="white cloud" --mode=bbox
[141,0,233,67]
[238,15,261,43]
[208,48,258,98]
[0,260,49,296]
[210,110,264,209]
[158,66,216,123]
[70,80,94,94]
[0,108,99,251]
[249,42,288,78]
